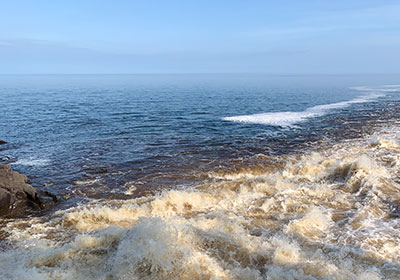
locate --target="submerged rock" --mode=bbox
[0,140,7,152]
[0,164,55,217]
[1,156,10,162]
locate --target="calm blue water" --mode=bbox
[0,74,399,202]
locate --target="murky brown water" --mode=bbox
[2,124,400,279]
[2,79,400,279]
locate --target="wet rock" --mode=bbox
[0,140,7,152]
[0,164,54,217]
[43,191,58,203]
[0,189,12,215]
[93,167,108,174]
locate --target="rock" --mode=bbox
[0,140,7,145]
[0,189,12,215]
[94,167,108,174]
[43,191,58,203]
[0,164,46,217]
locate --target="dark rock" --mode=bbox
[0,189,12,215]
[43,191,58,203]
[94,167,108,174]
[0,164,55,217]
[0,140,7,145]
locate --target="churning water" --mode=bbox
[1,74,400,279]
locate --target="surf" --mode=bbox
[223,91,386,127]
[1,126,400,279]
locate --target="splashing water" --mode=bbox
[223,92,385,127]
[1,126,400,279]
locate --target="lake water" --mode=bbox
[1,74,400,279]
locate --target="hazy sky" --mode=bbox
[1,0,400,74]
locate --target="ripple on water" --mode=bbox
[1,127,400,279]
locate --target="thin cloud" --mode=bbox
[249,4,400,40]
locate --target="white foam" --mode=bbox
[351,85,400,92]
[74,179,100,185]
[12,157,50,167]
[223,93,384,127]
[2,128,400,279]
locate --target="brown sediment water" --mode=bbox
[1,126,400,279]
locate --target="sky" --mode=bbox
[0,0,400,74]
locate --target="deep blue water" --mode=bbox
[0,74,399,202]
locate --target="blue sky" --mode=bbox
[1,0,399,74]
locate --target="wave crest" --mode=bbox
[223,91,385,127]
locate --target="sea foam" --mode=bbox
[223,92,384,127]
[12,157,50,167]
[2,127,400,279]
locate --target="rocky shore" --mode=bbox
[0,164,57,217]
[0,140,57,217]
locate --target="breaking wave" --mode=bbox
[223,91,385,127]
[1,126,400,279]
[12,157,50,167]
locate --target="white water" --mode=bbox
[1,126,400,279]
[223,92,385,127]
[12,157,50,167]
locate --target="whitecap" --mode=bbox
[223,92,384,127]
[74,178,100,185]
[351,85,400,92]
[12,157,50,167]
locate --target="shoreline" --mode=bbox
[1,124,400,279]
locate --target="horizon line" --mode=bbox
[0,72,400,76]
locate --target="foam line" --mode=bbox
[12,158,50,167]
[223,92,385,127]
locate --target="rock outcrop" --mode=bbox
[0,140,7,152]
[0,164,44,217]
